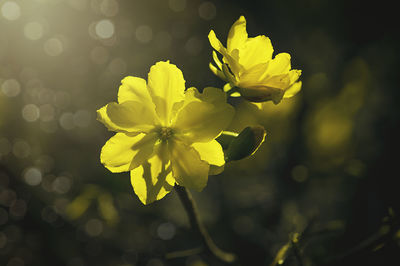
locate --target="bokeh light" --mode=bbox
[157,222,176,240]
[99,0,119,17]
[12,140,31,158]
[43,37,64,56]
[169,0,186,12]
[85,218,104,237]
[198,1,216,20]
[22,104,40,122]
[1,1,21,21]
[135,25,153,43]
[185,36,203,56]
[23,167,42,186]
[24,22,44,41]
[95,19,115,39]
[1,79,21,97]
[59,112,75,130]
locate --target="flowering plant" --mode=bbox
[97,16,301,262]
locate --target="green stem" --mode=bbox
[291,238,304,266]
[165,247,203,259]
[174,185,236,263]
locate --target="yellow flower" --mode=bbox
[97,61,235,205]
[208,16,302,104]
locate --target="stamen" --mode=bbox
[159,127,173,141]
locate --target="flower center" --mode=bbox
[158,127,173,141]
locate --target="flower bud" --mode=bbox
[225,126,266,161]
[216,131,238,150]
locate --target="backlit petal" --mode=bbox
[192,140,225,167]
[238,36,273,69]
[118,76,152,104]
[171,87,228,126]
[208,30,241,76]
[212,51,223,70]
[147,61,185,126]
[227,16,248,52]
[169,140,209,191]
[209,63,227,82]
[199,87,228,104]
[208,30,226,54]
[266,53,291,75]
[97,101,156,133]
[239,62,270,88]
[100,132,158,173]
[174,99,234,143]
[182,87,227,105]
[288,69,302,84]
[130,155,174,205]
[260,73,291,89]
[284,81,302,98]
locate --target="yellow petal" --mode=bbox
[182,86,227,104]
[169,87,201,124]
[266,53,291,75]
[130,155,175,205]
[221,63,238,85]
[238,35,273,69]
[284,81,302,99]
[97,105,119,132]
[227,16,248,52]
[171,87,229,126]
[191,140,225,167]
[283,69,302,99]
[239,62,270,88]
[209,63,227,82]
[169,140,209,191]
[208,30,241,76]
[118,76,152,105]
[251,102,263,109]
[97,101,156,133]
[174,99,234,143]
[208,30,226,55]
[147,61,185,126]
[288,69,302,84]
[198,87,227,104]
[212,50,223,70]
[100,132,158,173]
[261,73,291,89]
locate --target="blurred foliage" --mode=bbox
[1,0,400,265]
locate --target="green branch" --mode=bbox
[174,185,236,263]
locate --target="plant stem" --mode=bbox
[174,185,236,264]
[291,239,304,266]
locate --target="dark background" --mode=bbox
[1,0,399,265]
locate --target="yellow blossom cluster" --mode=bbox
[97,16,301,204]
